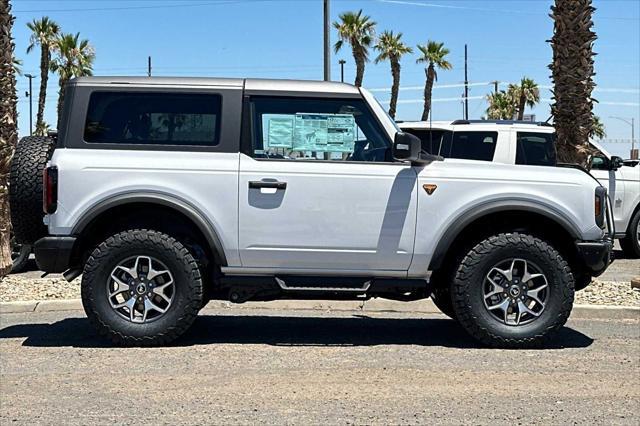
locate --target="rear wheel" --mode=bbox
[619,210,640,259]
[451,233,574,348]
[81,229,204,346]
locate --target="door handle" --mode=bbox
[249,180,287,190]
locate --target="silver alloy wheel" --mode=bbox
[107,256,175,323]
[483,258,548,326]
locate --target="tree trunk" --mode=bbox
[389,58,400,119]
[36,45,49,134]
[353,45,365,87]
[0,0,19,278]
[421,65,435,121]
[550,0,597,165]
[518,93,525,120]
[57,76,66,130]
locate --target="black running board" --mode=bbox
[218,275,430,303]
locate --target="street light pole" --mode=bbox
[24,73,35,136]
[339,59,346,83]
[610,116,637,159]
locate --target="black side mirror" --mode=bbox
[393,131,443,165]
[393,131,421,162]
[610,155,624,170]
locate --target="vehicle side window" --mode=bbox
[447,131,498,161]
[515,132,556,166]
[84,92,221,146]
[403,129,453,156]
[248,96,392,162]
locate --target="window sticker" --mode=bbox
[293,113,356,152]
[265,115,294,148]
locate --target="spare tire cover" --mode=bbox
[9,136,56,244]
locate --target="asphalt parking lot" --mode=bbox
[1,307,638,425]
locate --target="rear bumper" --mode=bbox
[33,236,76,273]
[576,239,613,277]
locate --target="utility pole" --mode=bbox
[24,73,35,135]
[339,59,346,83]
[464,44,469,120]
[323,0,331,81]
[491,80,499,93]
[148,56,152,77]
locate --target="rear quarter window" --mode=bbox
[84,92,222,146]
[515,132,556,166]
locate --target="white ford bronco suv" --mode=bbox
[399,119,640,258]
[10,77,613,348]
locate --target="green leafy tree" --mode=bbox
[508,77,540,120]
[374,31,412,119]
[333,10,376,87]
[26,17,60,135]
[50,32,95,128]
[590,115,606,139]
[486,91,516,120]
[416,41,452,121]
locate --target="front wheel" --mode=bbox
[619,210,640,259]
[451,233,574,348]
[81,229,204,346]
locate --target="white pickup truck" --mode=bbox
[9,77,613,348]
[399,120,640,258]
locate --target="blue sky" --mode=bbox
[11,0,640,157]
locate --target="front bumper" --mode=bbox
[33,236,76,273]
[576,239,613,277]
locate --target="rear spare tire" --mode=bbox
[9,136,56,244]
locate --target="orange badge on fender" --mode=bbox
[423,184,437,195]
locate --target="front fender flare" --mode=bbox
[428,200,581,271]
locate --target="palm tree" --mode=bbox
[549,0,597,164]
[590,115,606,139]
[51,32,95,128]
[509,77,540,120]
[486,91,516,120]
[374,31,412,119]
[26,17,60,136]
[416,41,452,121]
[333,10,376,87]
[1,0,19,277]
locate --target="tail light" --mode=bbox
[43,166,58,214]
[594,186,606,229]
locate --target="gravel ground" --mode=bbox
[1,309,639,425]
[1,271,638,306]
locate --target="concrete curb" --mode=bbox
[1,298,639,319]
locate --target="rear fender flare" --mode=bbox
[71,192,228,265]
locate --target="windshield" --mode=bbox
[359,88,401,133]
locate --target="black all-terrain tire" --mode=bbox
[81,229,204,346]
[9,136,56,244]
[451,233,574,348]
[10,234,31,274]
[431,285,456,320]
[619,210,640,259]
[430,268,457,320]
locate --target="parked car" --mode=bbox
[399,119,640,258]
[10,77,612,348]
